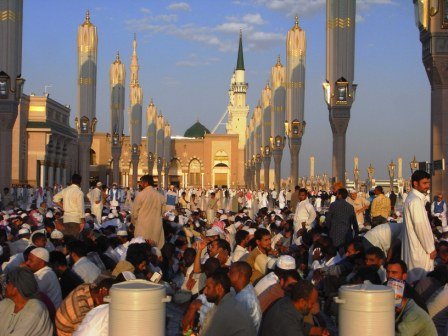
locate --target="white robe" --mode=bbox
[401,189,435,283]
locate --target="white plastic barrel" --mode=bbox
[334,283,395,336]
[109,280,171,336]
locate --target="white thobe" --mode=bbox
[87,188,103,223]
[34,266,62,308]
[293,198,316,233]
[401,189,435,283]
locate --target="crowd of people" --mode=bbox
[0,170,447,335]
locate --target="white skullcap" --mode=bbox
[50,230,64,239]
[267,257,278,270]
[206,226,223,237]
[246,228,256,236]
[217,209,224,214]
[3,214,9,220]
[101,216,108,222]
[108,213,115,219]
[151,246,162,258]
[30,247,49,263]
[18,228,30,236]
[294,236,303,246]
[45,211,54,219]
[20,213,27,219]
[395,211,401,217]
[276,255,296,270]
[349,189,356,194]
[168,214,176,222]
[22,224,31,230]
[129,237,146,245]
[220,214,228,221]
[117,230,128,237]
[233,221,243,229]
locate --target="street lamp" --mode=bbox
[388,160,396,192]
[410,155,419,173]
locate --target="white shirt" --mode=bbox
[232,245,248,263]
[235,284,262,331]
[254,272,279,295]
[364,222,403,255]
[294,198,316,232]
[34,265,62,308]
[401,189,435,283]
[53,184,85,223]
[73,303,108,336]
[73,256,101,284]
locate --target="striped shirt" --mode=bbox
[55,284,95,336]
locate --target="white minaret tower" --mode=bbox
[226,30,249,149]
[286,16,307,187]
[0,0,25,189]
[146,99,157,175]
[76,10,98,191]
[270,56,286,191]
[110,51,125,185]
[163,121,171,188]
[260,83,272,189]
[156,114,165,187]
[129,35,143,187]
[323,0,357,184]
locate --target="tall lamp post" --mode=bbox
[388,160,396,193]
[410,155,419,174]
[285,120,306,187]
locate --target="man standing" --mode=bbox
[371,186,391,227]
[87,182,103,223]
[206,192,219,224]
[290,186,300,212]
[165,185,178,212]
[53,174,85,238]
[347,189,370,230]
[108,183,121,208]
[293,188,316,233]
[401,170,436,283]
[431,193,447,227]
[326,188,358,251]
[132,175,166,249]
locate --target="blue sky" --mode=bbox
[22,0,429,180]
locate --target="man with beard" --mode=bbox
[200,271,256,336]
[246,228,273,283]
[259,280,323,336]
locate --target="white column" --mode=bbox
[201,173,204,189]
[40,163,47,188]
[185,173,188,188]
[126,173,129,187]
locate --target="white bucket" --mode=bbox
[109,280,171,336]
[334,283,395,336]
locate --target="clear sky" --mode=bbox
[22,0,430,180]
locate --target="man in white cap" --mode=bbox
[26,247,62,308]
[8,228,31,255]
[254,255,297,295]
[87,182,104,224]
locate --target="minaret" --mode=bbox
[270,56,286,191]
[0,0,25,189]
[156,114,165,187]
[146,99,157,175]
[163,121,171,189]
[129,35,143,188]
[286,16,307,187]
[76,10,98,191]
[323,0,357,184]
[253,105,262,189]
[247,117,255,189]
[109,51,125,185]
[309,155,315,179]
[226,30,249,149]
[261,83,272,189]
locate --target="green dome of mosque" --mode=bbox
[184,121,211,138]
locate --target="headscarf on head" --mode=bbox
[6,267,39,298]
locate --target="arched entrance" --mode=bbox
[169,158,182,187]
[212,150,230,187]
[188,159,201,187]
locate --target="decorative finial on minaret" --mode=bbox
[240,28,242,37]
[276,55,282,67]
[294,15,299,28]
[265,81,270,89]
[115,51,120,61]
[86,10,90,22]
[132,33,137,55]
[149,98,154,106]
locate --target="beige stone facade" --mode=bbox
[90,132,244,188]
[12,94,78,187]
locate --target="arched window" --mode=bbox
[189,159,201,187]
[90,148,97,165]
